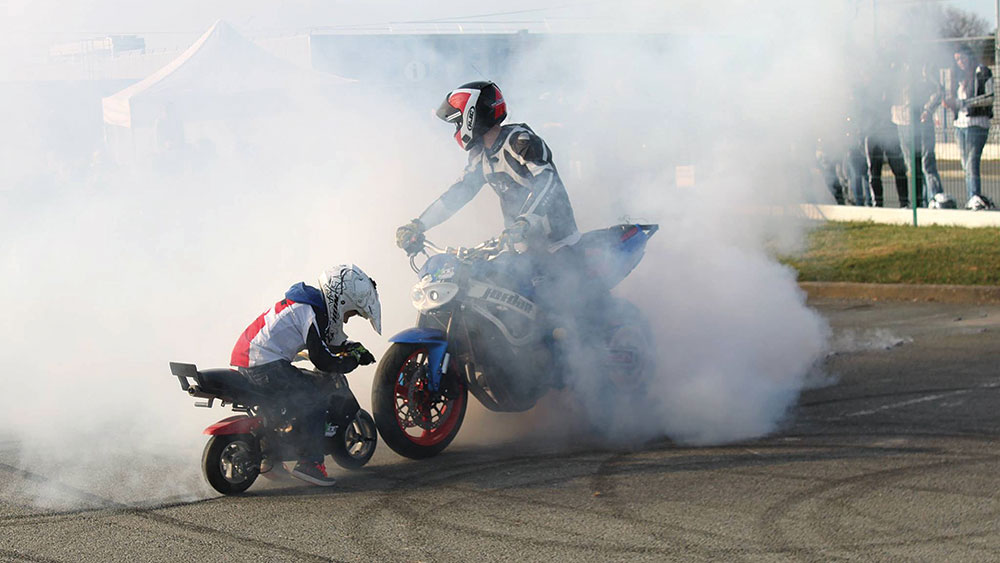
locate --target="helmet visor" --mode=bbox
[435,95,465,124]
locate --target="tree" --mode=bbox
[939,5,991,39]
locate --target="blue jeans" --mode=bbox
[955,125,989,200]
[897,123,943,204]
[844,146,870,206]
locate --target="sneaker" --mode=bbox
[966,194,996,211]
[290,461,336,486]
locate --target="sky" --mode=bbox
[951,0,996,26]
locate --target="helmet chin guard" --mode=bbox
[319,265,382,342]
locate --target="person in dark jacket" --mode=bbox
[944,44,996,210]
[230,265,380,486]
[858,61,910,207]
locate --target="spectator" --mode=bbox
[891,60,945,207]
[944,44,996,211]
[859,61,910,207]
[815,137,845,204]
[815,96,869,206]
[842,91,872,206]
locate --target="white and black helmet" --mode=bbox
[319,265,382,337]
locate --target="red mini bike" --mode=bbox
[170,362,377,495]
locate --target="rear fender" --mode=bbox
[203,415,261,435]
[388,327,449,392]
[606,224,658,288]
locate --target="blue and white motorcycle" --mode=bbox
[372,223,659,459]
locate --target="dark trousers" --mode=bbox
[528,243,609,337]
[865,135,909,206]
[238,361,326,464]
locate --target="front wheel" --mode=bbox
[202,434,260,495]
[329,409,378,469]
[372,343,468,459]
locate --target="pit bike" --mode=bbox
[169,361,377,494]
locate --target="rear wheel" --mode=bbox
[329,409,378,469]
[202,434,260,495]
[604,299,655,395]
[372,343,467,459]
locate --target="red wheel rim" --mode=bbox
[394,348,464,447]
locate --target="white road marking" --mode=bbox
[844,390,971,418]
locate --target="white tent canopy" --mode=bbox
[102,20,345,129]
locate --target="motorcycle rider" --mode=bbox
[230,264,380,486]
[396,81,593,329]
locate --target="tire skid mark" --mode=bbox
[0,547,65,563]
[355,451,728,558]
[589,451,752,558]
[807,454,1000,552]
[0,461,342,562]
[350,454,628,557]
[757,456,997,554]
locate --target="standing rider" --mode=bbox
[230,264,380,486]
[396,81,589,324]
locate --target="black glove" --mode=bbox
[503,217,530,243]
[396,219,426,255]
[347,342,376,366]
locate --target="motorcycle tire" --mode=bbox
[329,409,378,470]
[372,343,468,459]
[202,433,260,495]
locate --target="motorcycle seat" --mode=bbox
[197,369,260,402]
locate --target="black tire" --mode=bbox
[372,343,468,459]
[329,409,378,470]
[604,298,656,395]
[201,434,260,495]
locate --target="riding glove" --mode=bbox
[396,219,426,255]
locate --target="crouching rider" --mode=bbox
[230,264,381,486]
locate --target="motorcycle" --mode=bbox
[372,223,658,459]
[169,361,377,495]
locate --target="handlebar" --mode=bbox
[408,234,513,273]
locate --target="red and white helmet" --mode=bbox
[319,265,382,336]
[435,81,507,150]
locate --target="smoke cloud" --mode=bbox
[0,1,958,506]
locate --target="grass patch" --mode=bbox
[779,222,1000,285]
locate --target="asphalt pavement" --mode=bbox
[3,295,1000,562]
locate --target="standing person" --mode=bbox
[892,60,945,207]
[944,44,996,210]
[815,137,845,204]
[839,88,871,206]
[859,61,910,207]
[230,265,380,486]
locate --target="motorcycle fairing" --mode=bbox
[466,280,536,320]
[418,254,459,282]
[203,415,261,435]
[388,327,449,392]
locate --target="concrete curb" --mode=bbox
[797,204,1000,228]
[799,281,1000,304]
